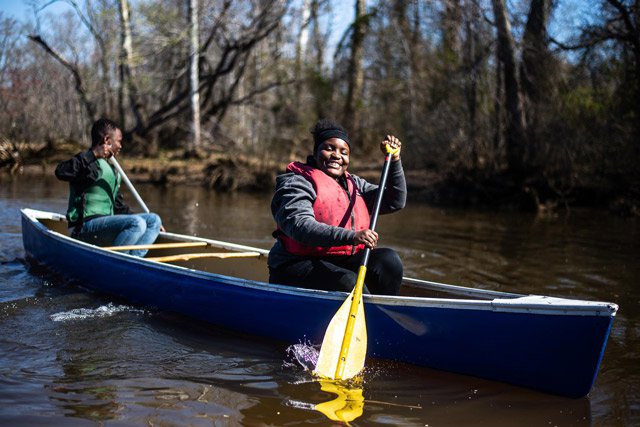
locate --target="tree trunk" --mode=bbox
[464,0,480,167]
[491,0,527,176]
[494,50,503,164]
[295,0,311,106]
[189,0,202,151]
[311,0,327,118]
[442,0,462,66]
[343,0,366,140]
[520,0,552,166]
[118,0,143,134]
[393,0,422,147]
[521,0,550,106]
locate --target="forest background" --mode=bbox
[1,0,638,214]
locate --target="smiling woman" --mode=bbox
[314,137,351,179]
[267,118,407,296]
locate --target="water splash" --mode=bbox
[50,302,145,322]
[285,341,378,385]
[285,342,319,372]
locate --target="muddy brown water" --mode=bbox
[0,175,637,426]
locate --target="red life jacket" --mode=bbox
[277,161,371,256]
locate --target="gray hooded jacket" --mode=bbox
[268,159,407,268]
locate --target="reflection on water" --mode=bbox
[0,175,638,425]
[286,344,365,422]
[314,379,365,422]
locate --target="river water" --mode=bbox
[1,174,638,426]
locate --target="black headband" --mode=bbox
[313,128,351,152]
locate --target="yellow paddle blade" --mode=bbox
[314,294,367,379]
[314,380,364,422]
[314,267,368,380]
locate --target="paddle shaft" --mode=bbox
[109,157,150,214]
[333,150,395,379]
[359,150,394,268]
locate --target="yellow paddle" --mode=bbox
[314,144,399,380]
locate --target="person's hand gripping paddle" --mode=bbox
[314,140,400,380]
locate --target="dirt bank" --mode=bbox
[2,139,638,216]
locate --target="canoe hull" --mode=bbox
[21,209,616,398]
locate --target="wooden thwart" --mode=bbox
[104,241,208,251]
[147,252,261,262]
[104,241,261,263]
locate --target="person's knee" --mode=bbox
[128,216,147,233]
[379,248,403,276]
[371,248,403,295]
[385,250,404,291]
[335,270,358,292]
[146,213,162,231]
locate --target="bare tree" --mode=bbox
[343,0,366,141]
[143,0,287,141]
[520,0,553,142]
[393,0,422,147]
[26,0,287,151]
[188,0,201,151]
[557,0,640,135]
[521,0,551,106]
[442,0,462,65]
[118,0,144,133]
[491,0,527,177]
[0,15,21,121]
[309,0,330,119]
[462,0,482,167]
[295,0,311,105]
[28,34,97,122]
[29,0,118,124]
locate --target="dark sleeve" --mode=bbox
[355,159,407,215]
[54,149,100,185]
[114,192,132,214]
[271,173,355,246]
[56,150,132,215]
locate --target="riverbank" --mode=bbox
[1,138,444,201]
[2,138,638,216]
[11,154,442,204]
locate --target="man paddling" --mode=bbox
[55,118,162,257]
[268,118,407,295]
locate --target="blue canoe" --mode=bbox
[21,208,618,398]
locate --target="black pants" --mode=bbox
[269,248,403,296]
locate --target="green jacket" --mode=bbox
[55,150,130,228]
